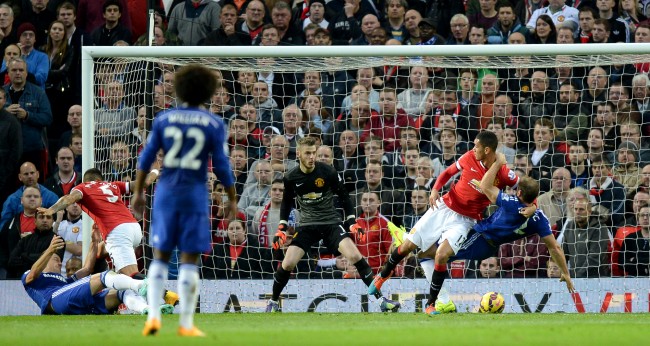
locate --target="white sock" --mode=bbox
[121,290,148,313]
[420,259,434,284]
[101,271,141,291]
[147,260,168,321]
[178,263,199,330]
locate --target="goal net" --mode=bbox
[81,44,650,313]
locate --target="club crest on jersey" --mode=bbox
[315,178,325,187]
[558,15,565,22]
[72,227,80,234]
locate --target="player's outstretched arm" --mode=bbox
[541,234,575,293]
[479,153,506,203]
[24,236,65,284]
[430,163,461,207]
[37,191,82,217]
[131,170,149,219]
[72,227,100,279]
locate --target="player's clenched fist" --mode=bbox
[272,222,289,250]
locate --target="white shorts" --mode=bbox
[404,199,476,254]
[105,222,143,272]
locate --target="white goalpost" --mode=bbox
[79,43,650,313]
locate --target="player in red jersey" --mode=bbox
[368,131,535,313]
[38,168,150,276]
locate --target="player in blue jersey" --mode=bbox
[132,64,237,337]
[22,229,153,315]
[422,153,574,313]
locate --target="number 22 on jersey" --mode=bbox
[163,126,205,170]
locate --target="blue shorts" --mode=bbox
[151,209,211,254]
[450,229,498,261]
[50,277,110,315]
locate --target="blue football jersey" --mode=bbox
[137,107,234,211]
[22,271,74,313]
[473,191,552,244]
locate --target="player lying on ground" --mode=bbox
[366,131,534,314]
[268,137,401,313]
[22,228,165,315]
[132,64,238,337]
[371,153,575,314]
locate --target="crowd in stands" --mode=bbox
[1,0,650,281]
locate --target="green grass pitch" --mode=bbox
[1,313,647,345]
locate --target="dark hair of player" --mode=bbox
[83,168,104,182]
[517,176,540,204]
[174,64,218,107]
[297,136,317,148]
[476,130,498,152]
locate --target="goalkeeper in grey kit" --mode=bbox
[266,137,400,312]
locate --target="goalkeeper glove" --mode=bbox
[343,216,357,233]
[272,221,289,250]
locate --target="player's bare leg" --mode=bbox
[143,250,171,336]
[176,253,204,337]
[339,238,401,312]
[369,238,418,295]
[267,245,305,312]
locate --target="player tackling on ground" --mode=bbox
[267,137,400,312]
[132,64,237,337]
[425,153,575,311]
[369,131,535,314]
[22,227,152,315]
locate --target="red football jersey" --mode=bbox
[72,181,136,239]
[442,152,519,220]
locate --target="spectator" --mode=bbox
[16,22,48,88]
[44,146,80,198]
[402,9,421,45]
[301,94,333,134]
[368,27,389,45]
[229,145,249,198]
[302,0,328,30]
[44,20,74,141]
[556,26,576,44]
[447,13,469,45]
[546,257,561,278]
[597,0,630,43]
[631,73,650,114]
[576,5,597,43]
[6,212,55,278]
[381,0,407,42]
[498,233,549,278]
[591,18,610,43]
[4,58,52,178]
[414,156,434,190]
[0,87,22,205]
[431,128,462,191]
[527,14,557,44]
[360,88,414,152]
[397,66,430,117]
[594,101,620,155]
[403,187,429,229]
[54,201,82,276]
[209,84,235,124]
[519,70,556,139]
[620,121,650,166]
[468,0,498,29]
[486,121,515,165]
[618,0,646,34]
[240,0,266,43]
[355,159,404,225]
[0,4,18,58]
[469,72,499,133]
[252,178,299,248]
[269,2,302,46]
[479,257,501,278]
[562,198,611,278]
[334,99,372,144]
[303,23,319,45]
[417,17,445,45]
[589,155,627,226]
[343,68,380,113]
[57,1,84,104]
[0,186,41,279]
[238,159,272,221]
[18,0,56,48]
[568,142,591,188]
[530,118,567,193]
[613,141,641,195]
[328,0,370,45]
[202,4,251,46]
[89,0,132,46]
[95,80,135,139]
[552,83,589,143]
[204,218,272,279]
[335,130,363,191]
[526,0,578,33]
[582,66,608,113]
[538,167,572,233]
[351,191,393,274]
[619,205,650,276]
[76,0,131,34]
[167,0,222,46]
[487,3,528,44]
[100,140,135,182]
[64,256,82,278]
